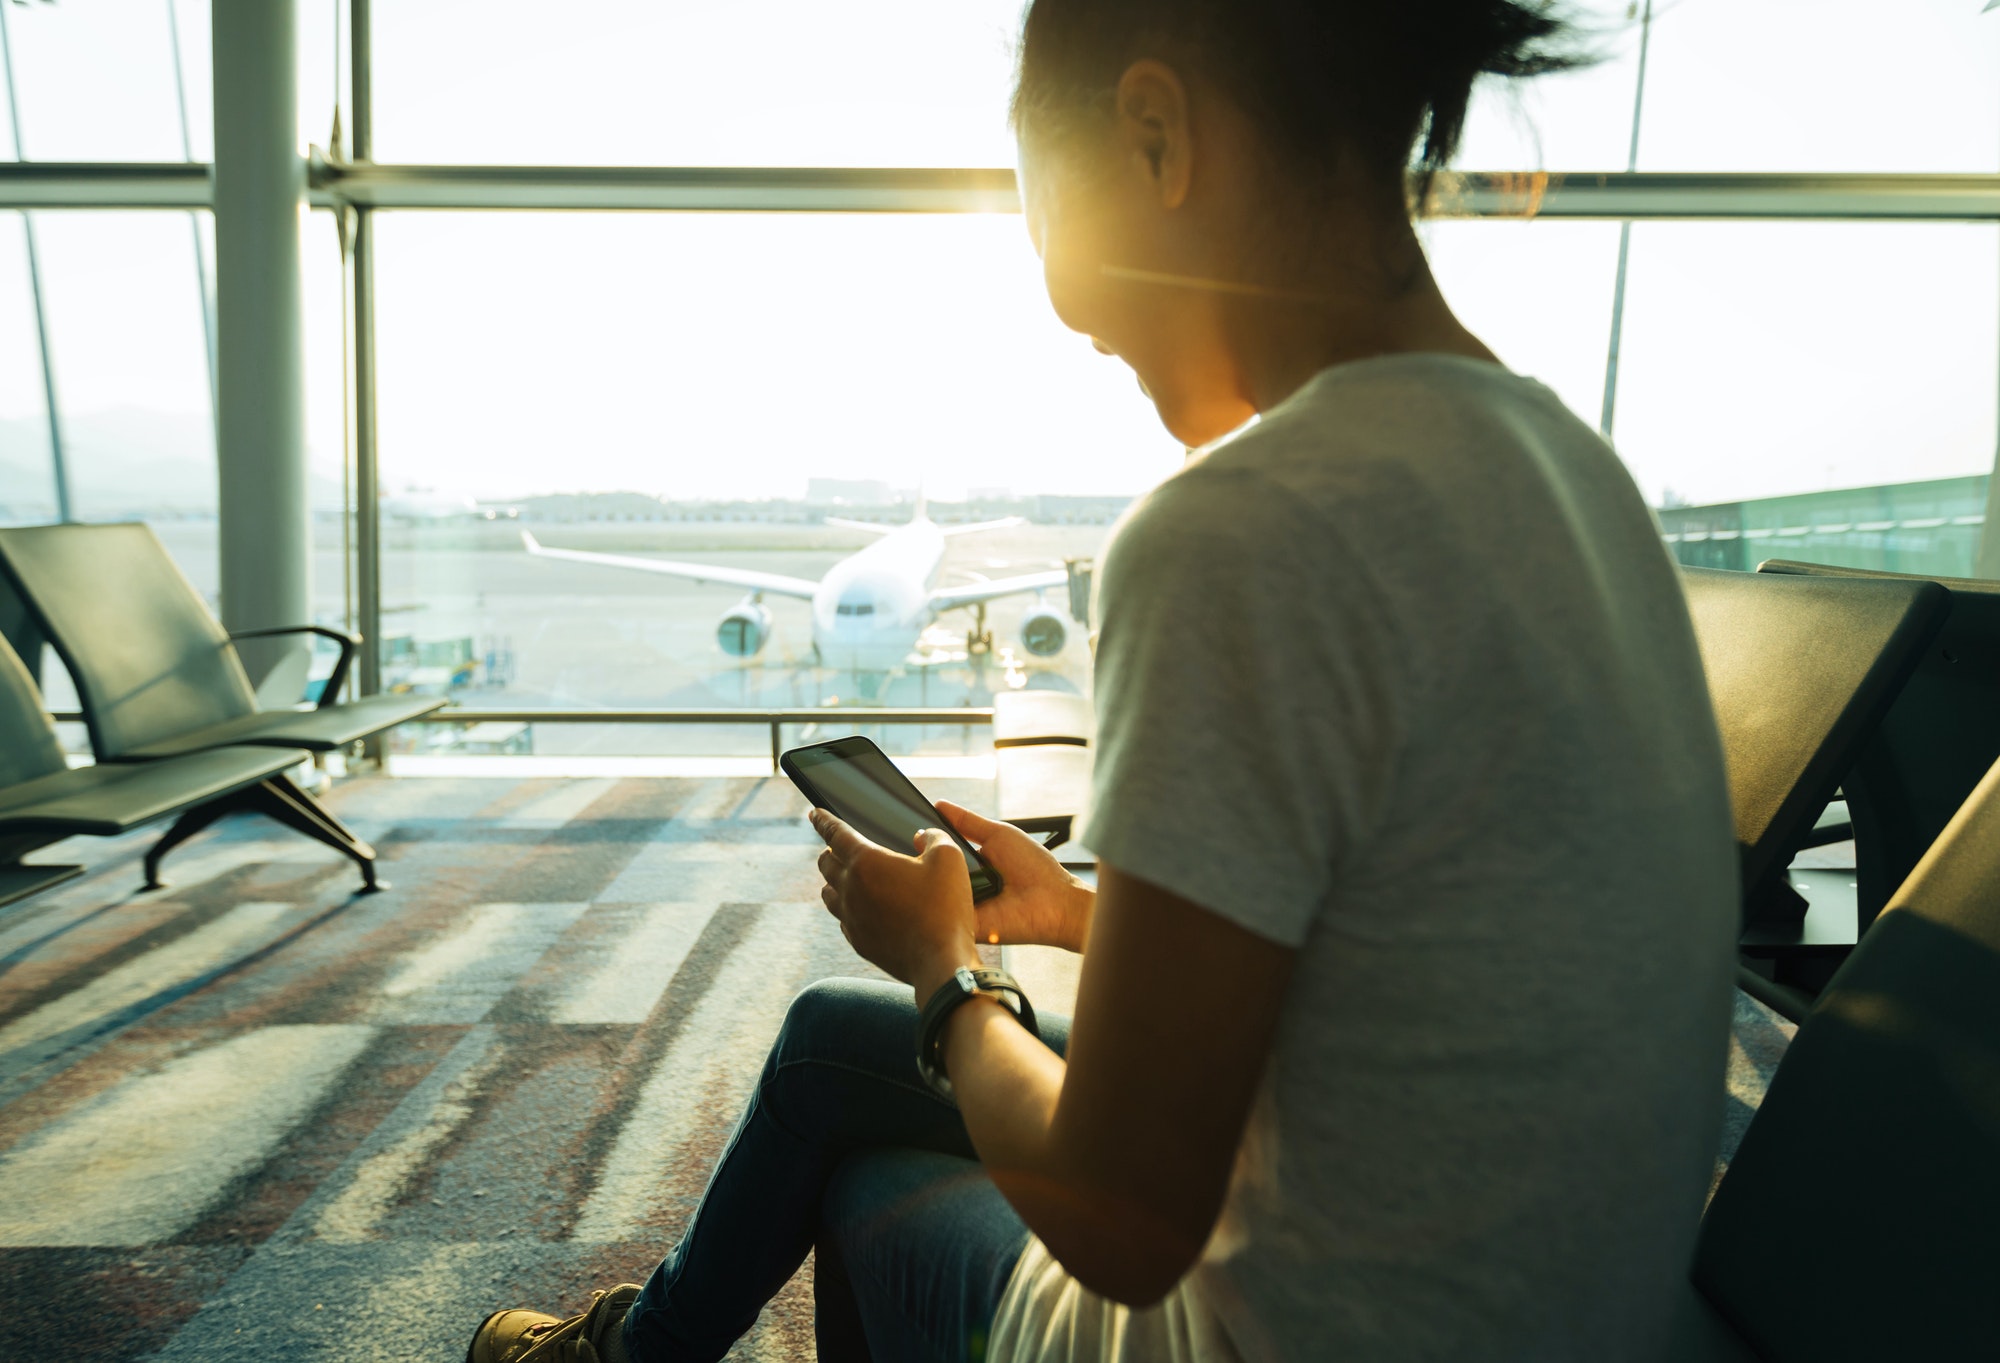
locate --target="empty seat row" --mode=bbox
[0,523,446,903]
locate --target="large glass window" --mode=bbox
[1613,222,1998,508]
[0,0,201,162]
[0,0,337,164]
[12,0,2000,757]
[372,0,1028,167]
[1421,219,1625,431]
[1458,0,2000,174]
[1637,0,2000,174]
[1457,0,1643,173]
[2,211,217,581]
[1425,217,1999,580]
[0,207,348,718]
[373,212,1174,747]
[0,216,55,521]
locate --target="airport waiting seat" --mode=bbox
[0,523,447,891]
[992,689,1094,855]
[1692,752,2000,1362]
[992,689,1094,749]
[0,631,309,908]
[1682,567,1947,996]
[1759,560,2000,937]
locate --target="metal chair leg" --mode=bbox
[143,774,385,894]
[144,797,236,890]
[246,773,385,892]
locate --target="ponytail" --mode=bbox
[1014,0,1592,201]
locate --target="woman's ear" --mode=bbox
[1114,60,1194,211]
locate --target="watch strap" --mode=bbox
[916,966,1038,1102]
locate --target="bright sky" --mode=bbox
[4,0,2000,510]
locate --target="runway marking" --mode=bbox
[0,1023,374,1246]
[569,906,811,1242]
[494,779,617,830]
[0,901,295,1064]
[312,1026,503,1243]
[552,902,720,1025]
[372,902,589,1025]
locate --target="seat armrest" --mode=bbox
[228,625,360,709]
[1003,814,1073,850]
[1735,964,1812,1025]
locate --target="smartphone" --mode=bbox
[781,735,1004,902]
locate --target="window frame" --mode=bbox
[4,0,1999,731]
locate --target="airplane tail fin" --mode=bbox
[913,477,928,524]
[520,530,542,554]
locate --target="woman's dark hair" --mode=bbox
[1012,0,1590,203]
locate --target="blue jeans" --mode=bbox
[622,977,1073,1363]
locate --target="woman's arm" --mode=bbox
[812,812,1294,1307]
[940,865,1293,1305]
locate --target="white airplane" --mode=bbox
[520,503,1073,674]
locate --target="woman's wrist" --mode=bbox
[1053,877,1096,953]
[911,949,986,1007]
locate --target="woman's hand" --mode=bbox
[811,810,982,997]
[936,801,1096,954]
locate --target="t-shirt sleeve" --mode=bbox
[1078,467,1405,947]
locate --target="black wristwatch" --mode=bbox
[916,966,1039,1103]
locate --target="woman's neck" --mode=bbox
[1218,219,1499,416]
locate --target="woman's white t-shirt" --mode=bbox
[984,355,1739,1363]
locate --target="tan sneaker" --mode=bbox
[466,1284,642,1363]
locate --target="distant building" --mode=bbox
[1034,494,1136,525]
[1657,474,1987,578]
[807,478,894,506]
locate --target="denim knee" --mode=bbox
[767,977,918,1080]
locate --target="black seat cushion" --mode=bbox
[0,746,307,837]
[118,693,450,759]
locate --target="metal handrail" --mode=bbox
[47,704,997,772]
[433,707,992,723]
[13,162,2000,221]
[437,706,994,771]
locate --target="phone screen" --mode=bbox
[784,737,1001,899]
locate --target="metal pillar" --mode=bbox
[349,0,384,725]
[1980,225,2000,579]
[1599,0,1654,442]
[212,0,310,685]
[165,0,218,412]
[0,1,72,524]
[1978,25,2000,580]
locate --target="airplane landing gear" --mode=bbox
[966,602,994,657]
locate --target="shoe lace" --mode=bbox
[516,1293,611,1363]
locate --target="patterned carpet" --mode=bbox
[0,772,1797,1361]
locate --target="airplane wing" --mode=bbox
[927,569,1069,612]
[822,517,896,536]
[940,517,1028,537]
[521,531,822,600]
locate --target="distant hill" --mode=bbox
[0,410,343,521]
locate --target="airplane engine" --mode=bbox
[1019,606,1068,658]
[717,601,772,657]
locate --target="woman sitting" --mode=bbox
[469,1,1738,1359]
